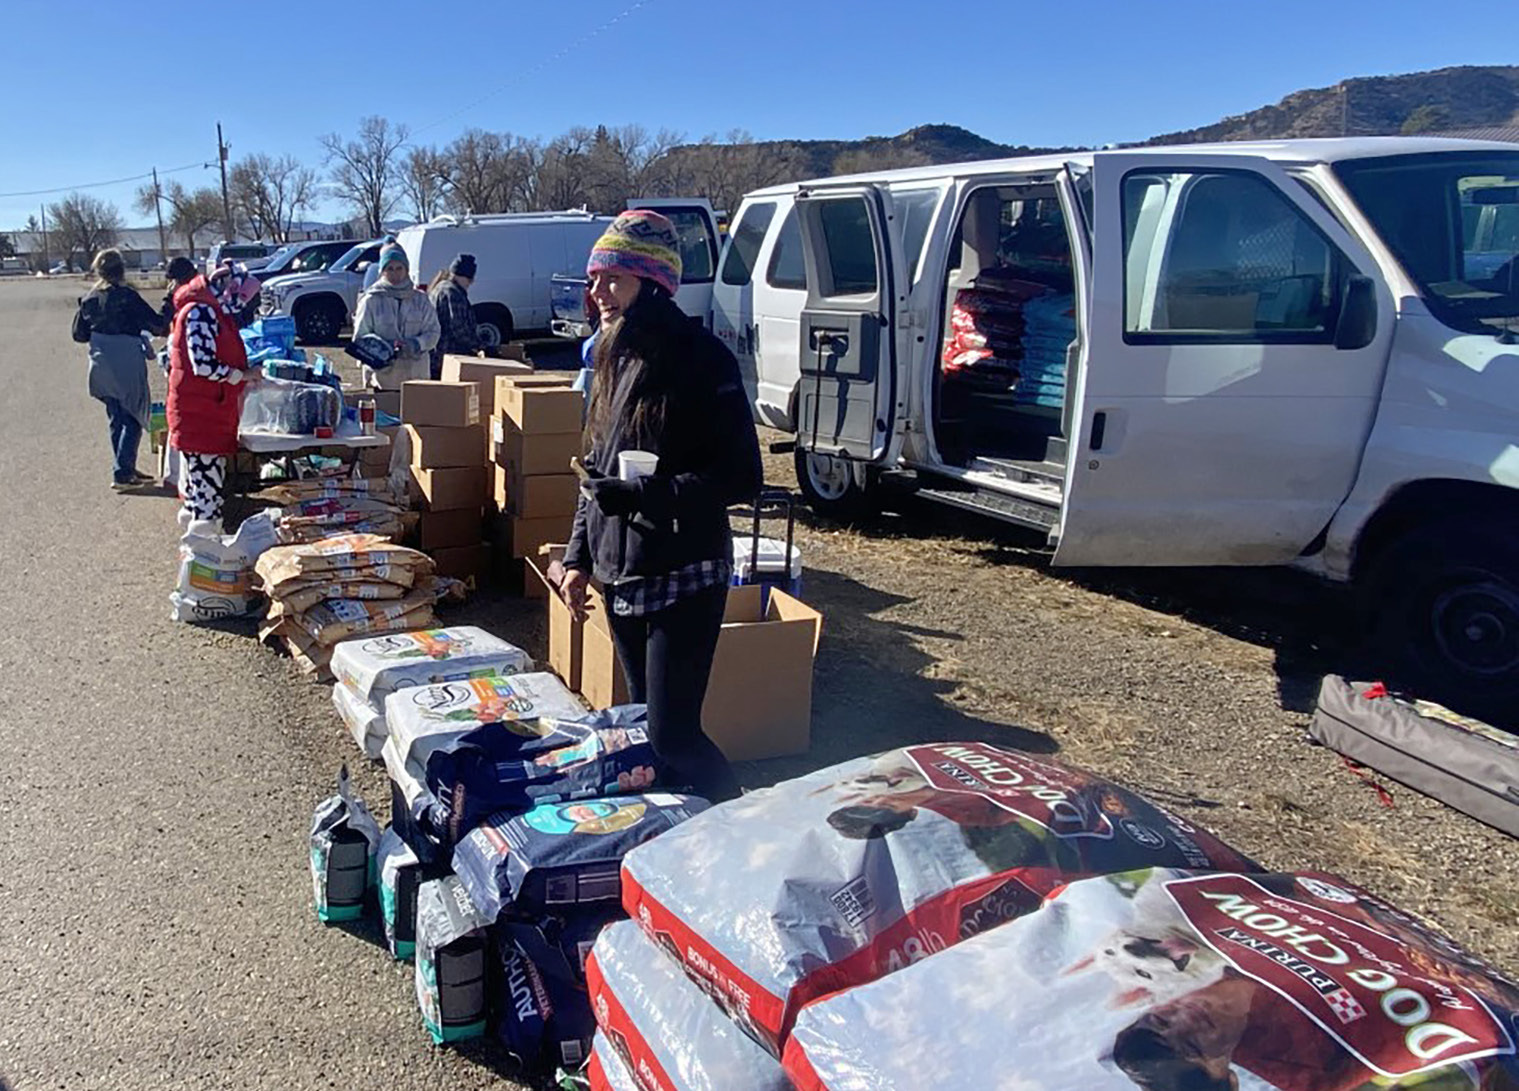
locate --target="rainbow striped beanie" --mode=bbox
[586,210,682,297]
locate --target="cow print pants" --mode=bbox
[178,452,229,524]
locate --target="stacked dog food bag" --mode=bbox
[265,476,413,544]
[342,652,711,1070]
[255,534,441,679]
[585,742,1258,1089]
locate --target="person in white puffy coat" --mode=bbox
[352,243,441,389]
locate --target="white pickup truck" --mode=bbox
[258,238,384,343]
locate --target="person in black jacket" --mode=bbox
[72,248,170,490]
[558,211,762,802]
[428,252,484,378]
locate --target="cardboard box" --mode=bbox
[494,467,580,518]
[410,466,488,510]
[526,548,626,702]
[441,357,534,416]
[495,380,583,435]
[401,381,481,427]
[430,544,489,580]
[702,587,822,761]
[405,424,485,469]
[369,390,402,419]
[497,512,571,560]
[492,417,582,477]
[416,508,484,550]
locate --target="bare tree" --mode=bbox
[321,116,410,237]
[47,192,123,270]
[402,145,450,222]
[229,154,318,242]
[443,129,512,214]
[135,181,223,256]
[534,127,595,210]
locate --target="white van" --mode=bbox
[710,137,1519,716]
[399,205,719,347]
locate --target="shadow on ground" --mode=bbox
[735,566,1058,789]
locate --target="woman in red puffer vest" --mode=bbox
[167,263,260,528]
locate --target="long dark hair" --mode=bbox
[584,280,689,452]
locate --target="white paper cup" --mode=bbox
[618,450,659,482]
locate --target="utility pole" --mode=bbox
[39,203,49,271]
[151,167,168,263]
[217,122,234,242]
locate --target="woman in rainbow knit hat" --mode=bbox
[558,210,762,802]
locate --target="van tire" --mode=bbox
[794,448,874,522]
[474,305,513,349]
[1357,518,1519,724]
[294,297,344,345]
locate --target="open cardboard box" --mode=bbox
[525,548,821,762]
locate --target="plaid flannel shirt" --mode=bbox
[430,280,480,366]
[608,559,732,618]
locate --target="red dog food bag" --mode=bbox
[620,742,1255,1055]
[784,868,1519,1090]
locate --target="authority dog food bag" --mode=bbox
[386,672,584,782]
[455,794,712,922]
[332,626,534,707]
[496,933,598,1072]
[783,869,1519,1091]
[621,742,1255,1054]
[423,705,661,840]
[309,765,382,923]
[415,876,493,1044]
[587,920,792,1091]
[385,741,452,866]
[502,906,625,991]
[333,680,387,759]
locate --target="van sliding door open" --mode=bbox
[1054,152,1395,568]
[794,186,906,464]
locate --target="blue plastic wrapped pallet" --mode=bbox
[249,314,297,353]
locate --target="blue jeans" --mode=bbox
[103,398,143,484]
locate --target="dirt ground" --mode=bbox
[5,275,1515,1090]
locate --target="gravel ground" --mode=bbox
[2,276,1514,1089]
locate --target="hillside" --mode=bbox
[1148,65,1519,144]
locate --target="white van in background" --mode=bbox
[711,137,1519,718]
[399,201,721,348]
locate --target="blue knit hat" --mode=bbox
[586,210,682,297]
[379,244,408,272]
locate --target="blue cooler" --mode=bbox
[732,489,801,609]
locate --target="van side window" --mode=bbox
[816,198,878,296]
[895,189,940,281]
[1123,171,1341,340]
[766,208,808,291]
[720,201,776,286]
[664,209,716,282]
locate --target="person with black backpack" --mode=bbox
[72,249,170,491]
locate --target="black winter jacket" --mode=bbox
[564,322,762,584]
[72,284,169,342]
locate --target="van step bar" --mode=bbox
[967,456,1066,489]
[916,483,1059,531]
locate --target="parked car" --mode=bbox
[547,198,723,340]
[255,239,355,281]
[258,239,384,343]
[571,138,1519,716]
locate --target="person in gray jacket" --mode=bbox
[352,243,441,389]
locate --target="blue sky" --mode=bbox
[0,0,1505,231]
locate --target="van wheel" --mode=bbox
[294,298,343,344]
[1358,519,1519,725]
[794,448,874,521]
[474,305,513,350]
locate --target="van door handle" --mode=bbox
[1089,411,1107,451]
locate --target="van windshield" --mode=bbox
[1334,152,1519,335]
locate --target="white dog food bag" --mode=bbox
[586,920,791,1091]
[783,869,1519,1090]
[330,626,533,707]
[621,742,1255,1055]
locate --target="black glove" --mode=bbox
[586,475,642,517]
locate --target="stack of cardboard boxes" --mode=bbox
[488,375,584,583]
[401,380,488,581]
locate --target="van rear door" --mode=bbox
[628,198,721,323]
[1053,151,1395,567]
[793,185,907,463]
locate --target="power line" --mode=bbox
[0,160,206,200]
[410,0,658,139]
